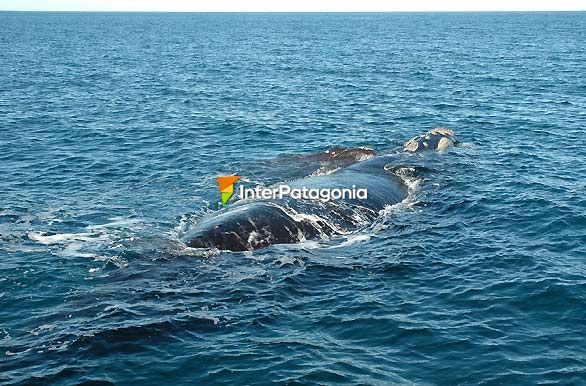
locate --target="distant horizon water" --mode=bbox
[2,9,586,12]
[0,0,585,13]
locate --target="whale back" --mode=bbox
[183,159,409,251]
[183,202,324,251]
[182,128,454,251]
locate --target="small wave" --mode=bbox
[5,347,32,357]
[30,324,57,336]
[85,217,141,230]
[177,245,222,258]
[327,234,371,248]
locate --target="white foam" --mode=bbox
[177,245,220,257]
[247,230,269,248]
[273,239,326,250]
[309,166,341,177]
[61,243,100,258]
[86,218,141,230]
[275,255,303,267]
[5,348,32,356]
[276,203,346,235]
[327,234,371,248]
[30,324,56,336]
[28,217,144,261]
[28,232,97,245]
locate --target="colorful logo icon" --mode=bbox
[217,176,241,208]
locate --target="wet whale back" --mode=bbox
[287,164,407,212]
[183,158,409,251]
[183,202,322,251]
[183,129,456,251]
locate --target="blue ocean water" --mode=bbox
[1,11,585,385]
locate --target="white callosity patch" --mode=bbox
[404,127,456,153]
[437,137,453,151]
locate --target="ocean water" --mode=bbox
[1,11,585,385]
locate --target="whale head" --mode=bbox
[404,128,456,152]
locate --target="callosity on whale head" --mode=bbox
[404,127,456,152]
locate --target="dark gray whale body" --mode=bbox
[183,129,456,251]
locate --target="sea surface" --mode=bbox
[1,12,585,385]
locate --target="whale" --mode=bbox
[183,128,456,251]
